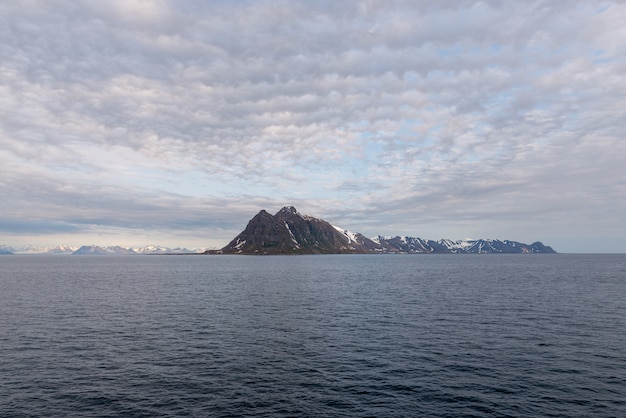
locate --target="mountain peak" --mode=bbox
[276,206,301,217]
[220,207,376,254]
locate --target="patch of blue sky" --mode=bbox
[402,71,419,83]
[529,101,550,111]
[484,89,519,115]
[591,49,616,64]
[349,119,372,130]
[561,111,583,132]
[592,57,615,64]
[470,120,492,137]
[395,118,422,132]
[425,69,456,81]
[437,44,489,60]
[398,143,436,163]
[592,49,608,57]
[420,123,444,144]
[485,62,503,71]
[358,129,374,140]
[436,46,462,58]
[593,2,612,14]
[361,139,385,161]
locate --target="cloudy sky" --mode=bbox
[1,1,625,253]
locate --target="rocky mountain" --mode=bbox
[218,206,380,254]
[373,236,556,254]
[215,206,556,255]
[443,238,555,254]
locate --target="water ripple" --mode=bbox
[1,254,625,416]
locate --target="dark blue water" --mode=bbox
[1,254,625,417]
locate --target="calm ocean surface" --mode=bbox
[1,254,625,417]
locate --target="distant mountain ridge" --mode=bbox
[0,244,200,255]
[0,244,13,255]
[72,245,200,255]
[373,236,555,254]
[214,206,556,255]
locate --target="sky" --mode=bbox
[1,0,625,253]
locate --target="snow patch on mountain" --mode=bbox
[0,245,15,254]
[284,221,300,247]
[13,244,78,255]
[332,225,359,244]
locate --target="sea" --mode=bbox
[1,254,625,417]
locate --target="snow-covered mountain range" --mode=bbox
[371,235,555,254]
[213,206,556,255]
[0,244,202,255]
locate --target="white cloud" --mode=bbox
[1,1,625,252]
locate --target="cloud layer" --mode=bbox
[1,1,625,252]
